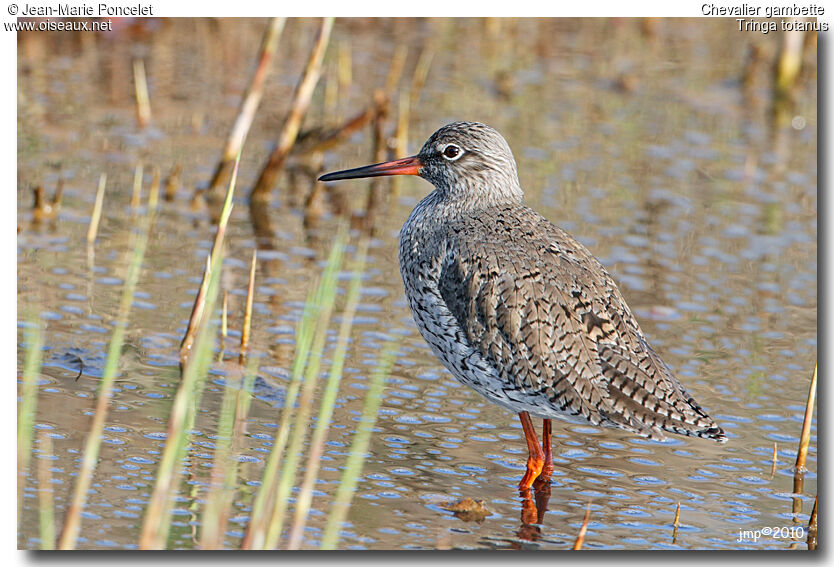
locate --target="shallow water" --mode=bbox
[17,18,816,550]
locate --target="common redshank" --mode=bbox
[319,121,726,491]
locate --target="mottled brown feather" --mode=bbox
[434,204,725,442]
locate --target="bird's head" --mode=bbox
[319,121,523,207]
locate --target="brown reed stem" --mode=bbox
[384,44,409,94]
[795,363,817,472]
[390,90,410,198]
[239,249,257,364]
[133,58,151,128]
[771,442,778,479]
[409,43,435,107]
[251,17,333,201]
[86,173,107,245]
[180,155,241,366]
[181,256,212,366]
[295,96,388,155]
[807,495,817,550]
[363,90,389,229]
[208,18,285,194]
[573,504,591,550]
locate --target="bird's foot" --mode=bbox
[518,455,544,491]
[534,461,553,485]
[532,471,552,493]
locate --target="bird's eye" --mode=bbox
[442,145,462,160]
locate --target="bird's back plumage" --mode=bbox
[400,199,726,443]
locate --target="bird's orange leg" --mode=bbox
[532,419,553,491]
[518,411,545,491]
[540,419,553,480]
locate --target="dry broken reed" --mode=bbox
[180,155,241,366]
[86,173,107,245]
[795,364,817,473]
[251,17,333,201]
[208,18,286,194]
[572,504,591,550]
[384,45,409,94]
[219,290,229,359]
[133,58,151,128]
[337,39,352,91]
[32,180,62,223]
[239,248,257,364]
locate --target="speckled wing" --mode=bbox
[437,205,726,442]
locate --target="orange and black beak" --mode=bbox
[318,155,423,182]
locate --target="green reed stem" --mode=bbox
[199,357,260,549]
[241,280,319,549]
[242,232,346,549]
[139,152,241,549]
[287,240,368,549]
[58,207,152,550]
[234,357,258,439]
[320,340,397,550]
[263,232,347,549]
[18,319,43,479]
[130,162,143,209]
[37,431,55,550]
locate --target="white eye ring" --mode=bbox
[441,144,464,161]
